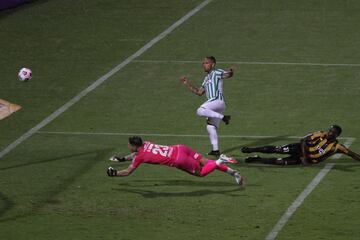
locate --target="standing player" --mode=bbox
[107,136,244,185]
[180,56,234,156]
[241,125,360,165]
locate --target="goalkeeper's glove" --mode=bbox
[107,167,117,177]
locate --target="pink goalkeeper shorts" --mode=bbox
[173,145,203,175]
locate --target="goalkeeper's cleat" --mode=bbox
[110,155,126,162]
[234,172,244,186]
[219,154,238,164]
[107,166,117,177]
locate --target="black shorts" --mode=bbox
[280,143,301,155]
[279,143,302,165]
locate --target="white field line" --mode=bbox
[133,59,360,67]
[0,0,213,159]
[265,137,355,240]
[36,131,355,141]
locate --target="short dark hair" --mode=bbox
[129,136,143,147]
[205,56,216,64]
[330,125,342,135]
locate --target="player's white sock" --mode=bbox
[197,107,224,119]
[215,160,237,176]
[206,124,219,151]
[226,168,237,176]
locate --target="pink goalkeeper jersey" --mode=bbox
[130,141,178,169]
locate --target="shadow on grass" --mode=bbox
[112,177,247,198]
[0,150,101,171]
[0,0,53,20]
[0,192,14,219]
[332,163,360,172]
[0,148,111,222]
[117,179,238,187]
[112,187,244,198]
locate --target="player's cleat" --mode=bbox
[222,115,231,125]
[107,166,117,177]
[234,172,244,186]
[219,154,238,164]
[110,155,126,162]
[245,155,261,163]
[208,150,220,157]
[241,147,253,153]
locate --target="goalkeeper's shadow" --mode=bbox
[112,187,245,198]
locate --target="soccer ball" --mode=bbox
[18,68,32,82]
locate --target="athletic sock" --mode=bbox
[206,124,219,151]
[197,107,224,119]
[215,158,223,166]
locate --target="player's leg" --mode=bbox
[174,146,243,184]
[196,100,230,124]
[241,145,278,154]
[204,101,226,155]
[242,143,301,155]
[207,122,220,156]
[245,155,301,165]
[198,155,244,185]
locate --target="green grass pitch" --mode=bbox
[1,0,360,239]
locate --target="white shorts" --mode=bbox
[199,100,225,128]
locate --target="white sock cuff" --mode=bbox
[227,169,237,175]
[215,159,223,166]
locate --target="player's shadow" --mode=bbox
[117,179,237,188]
[113,178,246,198]
[0,148,111,222]
[113,187,244,198]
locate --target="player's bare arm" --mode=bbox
[339,146,360,161]
[222,68,234,79]
[180,76,205,96]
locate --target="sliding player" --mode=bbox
[107,136,244,185]
[242,125,360,165]
[180,56,234,156]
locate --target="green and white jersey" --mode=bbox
[202,69,225,102]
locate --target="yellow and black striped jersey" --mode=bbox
[304,131,349,163]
